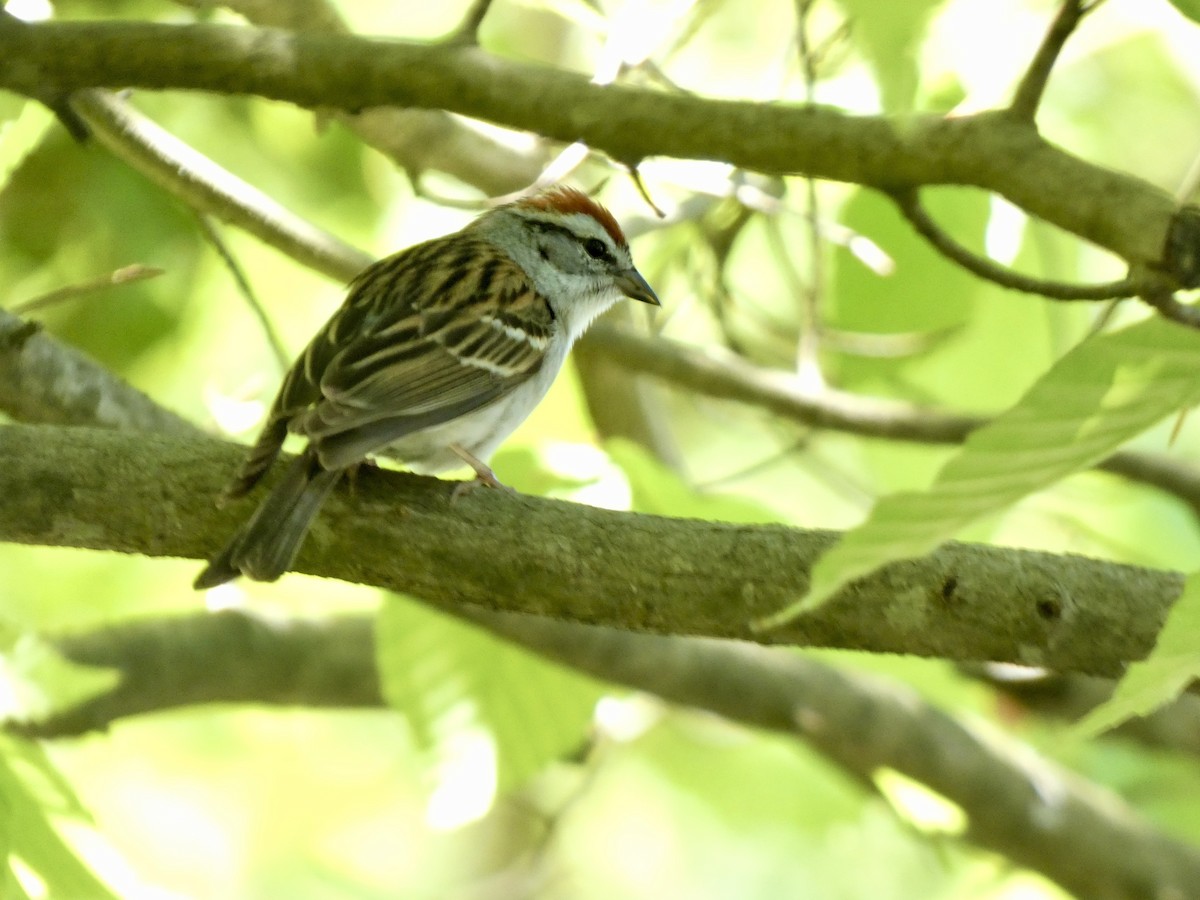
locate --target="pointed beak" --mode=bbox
[615,268,661,306]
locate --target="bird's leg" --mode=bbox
[449,443,512,500]
[344,458,380,496]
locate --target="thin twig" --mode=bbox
[628,165,665,218]
[581,324,1200,516]
[195,215,290,372]
[1141,288,1200,329]
[70,90,372,285]
[445,0,495,45]
[793,0,825,387]
[892,189,1137,300]
[1009,0,1100,122]
[9,264,164,314]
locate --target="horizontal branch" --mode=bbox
[0,19,1186,276]
[583,325,1200,515]
[0,423,1184,676]
[13,607,1200,900]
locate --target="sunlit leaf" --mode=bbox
[0,738,115,899]
[376,596,604,795]
[829,0,950,111]
[0,99,54,190]
[760,315,1200,626]
[607,439,778,523]
[1165,0,1200,25]
[1075,572,1200,737]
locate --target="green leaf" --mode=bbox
[0,737,115,899]
[829,188,984,338]
[1075,572,1200,737]
[1166,0,1200,25]
[828,0,949,112]
[759,315,1200,627]
[376,597,605,797]
[607,439,778,523]
[0,100,54,192]
[2,633,120,722]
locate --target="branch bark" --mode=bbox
[0,422,1184,676]
[0,309,197,434]
[582,325,1200,516]
[14,607,1200,900]
[0,20,1186,278]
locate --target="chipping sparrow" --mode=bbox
[195,186,659,588]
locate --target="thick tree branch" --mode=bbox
[0,20,1189,281]
[0,423,1185,676]
[13,608,1200,900]
[176,0,545,195]
[0,309,197,434]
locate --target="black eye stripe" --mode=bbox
[527,220,616,263]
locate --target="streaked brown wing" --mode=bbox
[295,236,554,467]
[226,235,554,496]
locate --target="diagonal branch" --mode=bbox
[582,325,1200,516]
[891,187,1137,300]
[1009,0,1098,122]
[70,89,371,283]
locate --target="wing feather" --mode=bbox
[292,235,551,457]
[228,234,555,494]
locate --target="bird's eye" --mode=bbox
[583,238,610,261]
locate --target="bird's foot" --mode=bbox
[449,444,513,501]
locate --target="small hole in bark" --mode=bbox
[940,576,958,602]
[1036,598,1062,620]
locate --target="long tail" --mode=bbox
[194,448,342,589]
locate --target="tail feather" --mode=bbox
[221,417,290,502]
[195,449,342,589]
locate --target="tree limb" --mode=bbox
[0,309,197,434]
[0,20,1189,280]
[0,423,1185,676]
[581,325,1200,516]
[13,607,1200,900]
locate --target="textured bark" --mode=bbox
[0,20,1181,274]
[0,423,1184,676]
[15,607,1200,900]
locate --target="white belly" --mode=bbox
[379,341,567,473]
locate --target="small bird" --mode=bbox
[195,186,659,589]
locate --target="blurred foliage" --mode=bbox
[789,316,1200,620]
[3,0,1200,897]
